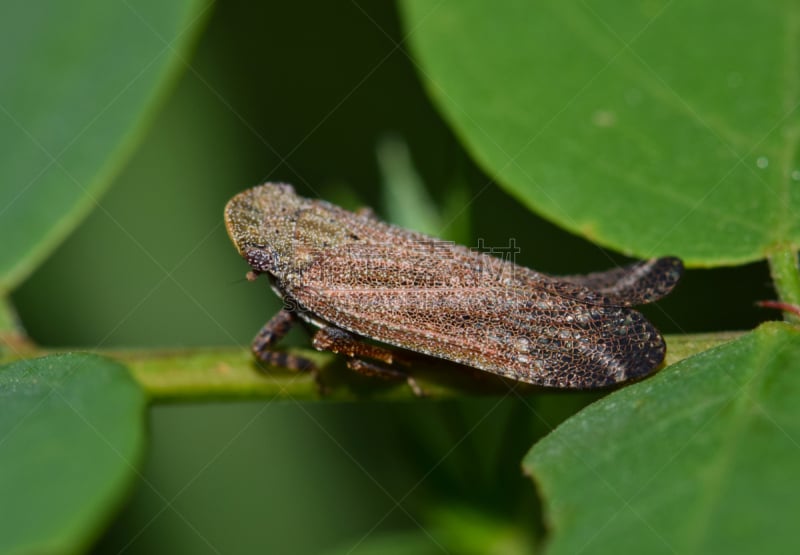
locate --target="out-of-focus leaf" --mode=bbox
[0,0,210,293]
[0,353,146,554]
[322,503,534,555]
[378,134,442,236]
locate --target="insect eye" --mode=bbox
[245,248,277,272]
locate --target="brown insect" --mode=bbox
[224,183,682,392]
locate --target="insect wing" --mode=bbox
[294,242,666,388]
[556,257,683,306]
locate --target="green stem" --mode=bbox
[768,247,800,323]
[0,332,742,403]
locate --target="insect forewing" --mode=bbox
[556,257,683,306]
[293,240,665,388]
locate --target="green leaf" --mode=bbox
[0,353,147,554]
[0,0,210,294]
[401,1,800,266]
[524,322,800,555]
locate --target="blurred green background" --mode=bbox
[9,1,775,553]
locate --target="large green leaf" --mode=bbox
[524,322,800,555]
[0,354,147,554]
[401,1,800,266]
[0,0,209,293]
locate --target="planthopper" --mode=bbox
[224,183,682,393]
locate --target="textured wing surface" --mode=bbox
[556,257,683,306]
[293,241,665,388]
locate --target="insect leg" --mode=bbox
[347,359,424,397]
[312,327,423,396]
[252,309,315,371]
[312,326,397,364]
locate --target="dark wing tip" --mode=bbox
[557,256,684,307]
[647,256,684,294]
[527,306,667,390]
[576,308,666,388]
[616,255,683,305]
